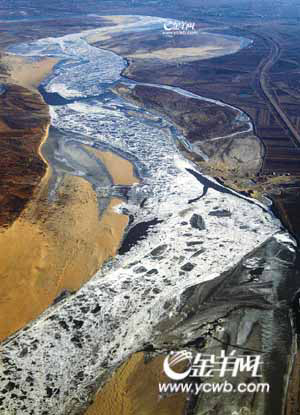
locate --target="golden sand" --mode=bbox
[3,54,59,90]
[84,146,139,186]
[0,86,138,341]
[0,131,136,341]
[0,170,128,340]
[85,353,187,415]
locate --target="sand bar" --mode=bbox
[127,45,238,61]
[84,145,139,186]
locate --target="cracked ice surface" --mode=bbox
[0,167,285,413]
[6,16,170,99]
[8,32,126,98]
[0,111,285,411]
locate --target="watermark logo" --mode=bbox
[163,349,263,380]
[163,350,193,381]
[160,350,269,396]
[162,20,198,36]
[158,380,270,395]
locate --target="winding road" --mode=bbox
[254,31,300,147]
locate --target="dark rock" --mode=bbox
[58,320,69,331]
[151,244,168,256]
[191,248,206,258]
[147,269,158,276]
[186,241,203,246]
[181,262,195,272]
[128,261,139,268]
[71,336,82,348]
[143,343,155,352]
[208,209,231,218]
[249,267,264,277]
[73,319,84,330]
[76,371,84,381]
[240,225,249,229]
[19,348,28,358]
[91,304,101,314]
[163,301,173,310]
[190,214,205,230]
[46,387,53,398]
[134,266,147,273]
[140,198,147,208]
[53,289,72,305]
[6,382,15,392]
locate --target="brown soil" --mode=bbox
[0,84,50,228]
[113,83,263,177]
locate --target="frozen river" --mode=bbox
[0,16,295,415]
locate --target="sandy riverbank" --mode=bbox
[0,134,140,340]
[2,54,59,90]
[0,170,129,341]
[85,353,187,415]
